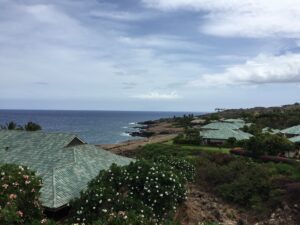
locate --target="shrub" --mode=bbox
[153,156,196,182]
[245,134,294,157]
[195,156,289,211]
[24,122,41,131]
[173,128,201,145]
[69,160,187,224]
[0,164,44,224]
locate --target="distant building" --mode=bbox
[200,128,253,145]
[0,130,133,211]
[201,122,243,130]
[288,135,300,143]
[281,125,300,137]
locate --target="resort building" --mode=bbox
[201,122,243,130]
[200,128,253,145]
[0,130,133,211]
[281,125,300,137]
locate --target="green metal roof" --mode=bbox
[222,118,245,123]
[289,135,300,143]
[200,128,253,141]
[281,125,300,135]
[262,127,281,134]
[0,130,133,209]
[201,122,243,130]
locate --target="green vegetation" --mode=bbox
[173,128,201,145]
[1,121,42,131]
[69,160,192,224]
[195,153,300,212]
[0,164,53,224]
[244,134,294,157]
[201,102,300,129]
[172,114,194,127]
[138,142,300,215]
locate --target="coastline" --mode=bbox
[99,120,183,156]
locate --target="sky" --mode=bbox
[1,0,300,112]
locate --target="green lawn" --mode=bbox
[164,140,230,154]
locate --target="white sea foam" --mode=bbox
[120,132,131,137]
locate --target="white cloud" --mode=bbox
[132,91,181,100]
[190,53,300,87]
[142,0,300,38]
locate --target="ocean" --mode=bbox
[0,110,201,144]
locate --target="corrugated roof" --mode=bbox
[289,135,300,143]
[281,125,300,135]
[201,122,242,130]
[200,128,253,141]
[0,130,133,209]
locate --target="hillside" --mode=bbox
[199,103,300,129]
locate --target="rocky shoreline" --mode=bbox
[99,120,183,156]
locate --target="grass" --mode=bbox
[164,140,230,154]
[266,162,300,179]
[137,141,230,161]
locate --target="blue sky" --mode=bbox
[1,0,300,111]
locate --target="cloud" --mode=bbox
[132,91,181,100]
[142,0,300,38]
[190,53,300,87]
[90,10,151,21]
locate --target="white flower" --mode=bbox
[108,198,111,202]
[102,209,107,213]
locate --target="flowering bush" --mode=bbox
[0,164,45,224]
[70,160,188,224]
[154,156,195,182]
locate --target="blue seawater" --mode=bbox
[0,110,202,144]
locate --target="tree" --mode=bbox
[226,137,237,147]
[246,134,294,157]
[24,122,41,131]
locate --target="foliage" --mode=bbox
[195,153,300,211]
[245,134,294,157]
[0,164,45,224]
[241,124,262,135]
[1,121,42,131]
[174,128,201,145]
[24,122,42,131]
[224,137,237,148]
[69,160,187,224]
[172,114,194,127]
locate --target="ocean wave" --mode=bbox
[129,122,137,125]
[122,126,128,129]
[120,132,131,137]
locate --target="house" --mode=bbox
[200,128,253,145]
[289,135,300,143]
[0,130,133,211]
[281,125,300,137]
[201,122,243,130]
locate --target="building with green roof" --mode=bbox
[0,130,133,210]
[200,128,253,145]
[281,125,300,137]
[288,135,300,143]
[201,122,242,130]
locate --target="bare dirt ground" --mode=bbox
[176,184,251,225]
